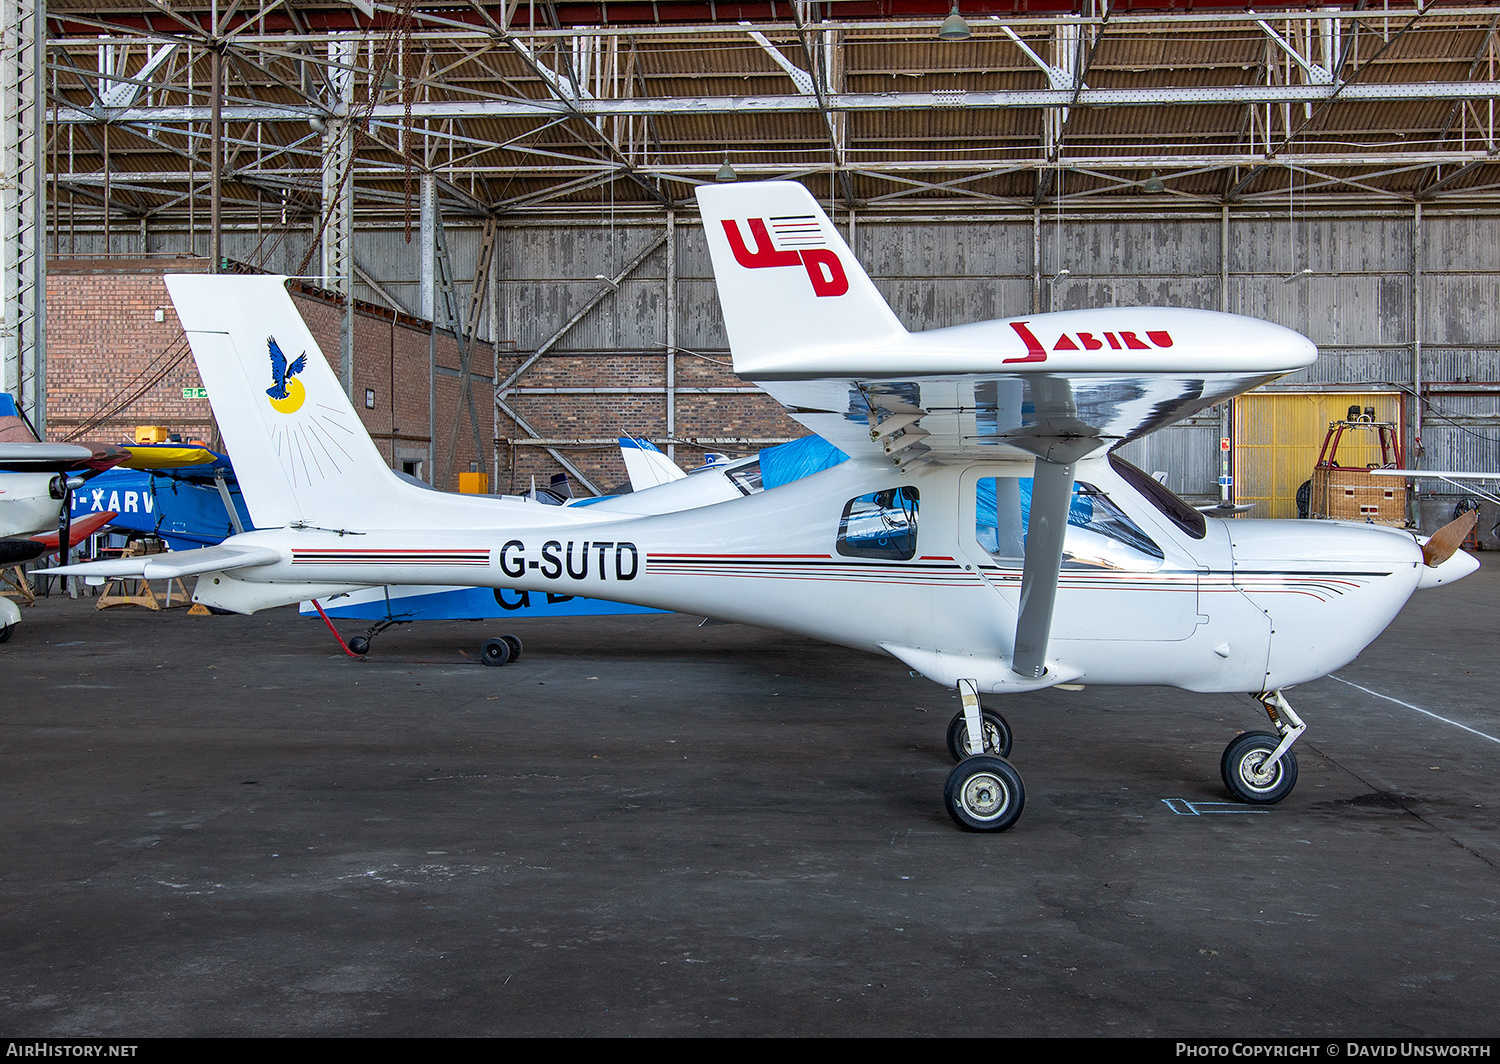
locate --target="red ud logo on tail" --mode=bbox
[722,216,849,297]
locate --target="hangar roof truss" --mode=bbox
[40,0,1500,228]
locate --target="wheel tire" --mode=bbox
[348,636,371,656]
[0,624,13,644]
[944,755,1025,832]
[945,707,1013,762]
[1221,730,1298,804]
[481,637,512,667]
[502,634,523,662]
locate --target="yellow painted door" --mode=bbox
[1233,392,1403,519]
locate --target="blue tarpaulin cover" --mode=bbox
[759,435,849,490]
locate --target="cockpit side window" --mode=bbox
[727,461,763,496]
[976,476,1164,571]
[1108,452,1207,539]
[837,486,919,561]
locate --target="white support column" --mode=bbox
[321,36,355,395]
[1221,204,1234,508]
[2,0,46,431]
[419,173,436,321]
[1031,207,1042,314]
[1412,201,1423,461]
[664,210,676,461]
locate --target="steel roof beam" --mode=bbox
[55,79,1500,126]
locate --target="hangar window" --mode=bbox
[837,487,919,561]
[976,477,1162,571]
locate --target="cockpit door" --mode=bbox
[957,463,1204,643]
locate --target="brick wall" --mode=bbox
[44,260,486,490]
[45,258,802,501]
[45,259,218,442]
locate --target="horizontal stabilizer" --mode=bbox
[41,543,281,580]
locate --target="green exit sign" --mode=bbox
[182,387,208,399]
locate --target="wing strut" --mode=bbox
[1005,377,1098,680]
[1012,456,1075,678]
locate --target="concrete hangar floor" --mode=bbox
[1,563,1497,1038]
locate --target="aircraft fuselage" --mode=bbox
[197,453,1428,697]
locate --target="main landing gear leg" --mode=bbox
[944,678,1026,832]
[348,618,405,657]
[1221,690,1307,805]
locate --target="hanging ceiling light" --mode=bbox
[938,5,971,41]
[1141,170,1166,193]
[715,158,737,182]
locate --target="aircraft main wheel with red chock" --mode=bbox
[945,707,1013,762]
[481,638,512,667]
[1221,731,1298,804]
[944,754,1025,832]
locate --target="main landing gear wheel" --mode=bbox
[945,707,1013,762]
[944,755,1026,832]
[500,634,523,662]
[481,638,512,667]
[1221,731,1299,804]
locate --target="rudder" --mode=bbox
[165,274,405,530]
[695,181,906,377]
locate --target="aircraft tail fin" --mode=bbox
[0,393,40,444]
[619,435,686,490]
[163,274,421,531]
[694,181,906,377]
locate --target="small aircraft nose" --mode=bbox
[1417,547,1479,590]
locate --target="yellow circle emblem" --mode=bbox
[269,376,305,415]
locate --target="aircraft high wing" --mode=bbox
[45,181,1481,832]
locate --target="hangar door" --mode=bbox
[1233,391,1403,519]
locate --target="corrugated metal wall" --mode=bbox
[62,205,1500,527]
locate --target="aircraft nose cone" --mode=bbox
[1417,548,1480,589]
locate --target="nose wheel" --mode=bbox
[1221,731,1299,804]
[1221,690,1306,805]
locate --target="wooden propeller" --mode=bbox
[1421,510,1478,568]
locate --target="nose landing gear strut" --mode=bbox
[1221,690,1306,805]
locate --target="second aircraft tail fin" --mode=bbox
[695,181,907,377]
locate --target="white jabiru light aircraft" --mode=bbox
[47,181,1481,832]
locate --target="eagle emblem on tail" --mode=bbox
[265,336,308,400]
